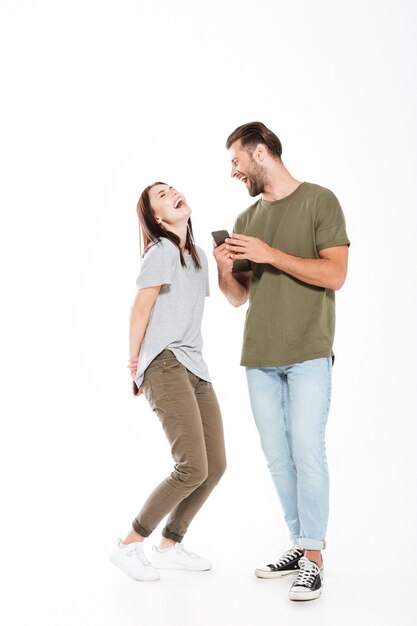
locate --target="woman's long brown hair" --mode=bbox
[136,182,202,269]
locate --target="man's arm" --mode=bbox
[220,270,252,307]
[213,241,252,306]
[226,234,348,291]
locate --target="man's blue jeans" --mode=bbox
[246,357,332,550]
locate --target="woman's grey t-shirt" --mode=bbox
[134,237,211,388]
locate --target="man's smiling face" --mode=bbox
[229,139,267,197]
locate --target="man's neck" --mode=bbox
[261,163,302,202]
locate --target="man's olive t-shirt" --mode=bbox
[232,182,350,367]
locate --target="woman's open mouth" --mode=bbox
[173,197,185,209]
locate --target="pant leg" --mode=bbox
[246,367,300,544]
[132,352,209,537]
[286,357,332,550]
[163,373,227,541]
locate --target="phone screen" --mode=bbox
[211,230,230,246]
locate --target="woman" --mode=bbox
[110,182,227,582]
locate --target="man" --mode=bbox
[213,122,349,601]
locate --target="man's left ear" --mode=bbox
[255,144,266,162]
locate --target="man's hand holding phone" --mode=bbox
[211,230,234,274]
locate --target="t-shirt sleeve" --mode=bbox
[231,216,254,273]
[135,240,177,289]
[205,259,210,297]
[198,247,210,297]
[315,190,350,252]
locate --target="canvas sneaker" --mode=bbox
[255,546,304,578]
[152,543,212,571]
[110,538,160,581]
[288,556,323,601]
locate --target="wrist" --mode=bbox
[267,246,280,267]
[218,266,234,280]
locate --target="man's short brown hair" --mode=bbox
[226,121,283,160]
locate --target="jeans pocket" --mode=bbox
[161,357,181,373]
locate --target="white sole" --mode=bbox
[110,556,160,582]
[255,568,299,579]
[151,564,212,571]
[289,588,322,601]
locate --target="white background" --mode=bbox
[1,1,416,624]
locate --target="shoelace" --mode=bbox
[292,558,320,588]
[268,546,303,570]
[176,544,199,558]
[126,544,150,566]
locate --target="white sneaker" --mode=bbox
[110,538,160,581]
[151,543,212,571]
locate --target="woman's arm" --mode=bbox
[129,285,161,359]
[128,286,161,393]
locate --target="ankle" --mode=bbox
[304,550,323,567]
[122,529,145,545]
[159,538,176,550]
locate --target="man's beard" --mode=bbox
[246,161,267,197]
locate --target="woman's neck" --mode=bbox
[163,222,188,250]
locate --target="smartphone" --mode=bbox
[211,230,230,246]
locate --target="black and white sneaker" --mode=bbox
[288,556,323,601]
[255,546,304,579]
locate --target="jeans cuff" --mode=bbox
[132,519,152,538]
[162,527,184,543]
[291,535,301,546]
[298,538,326,550]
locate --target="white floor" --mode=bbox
[104,553,413,626]
[3,536,415,626]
